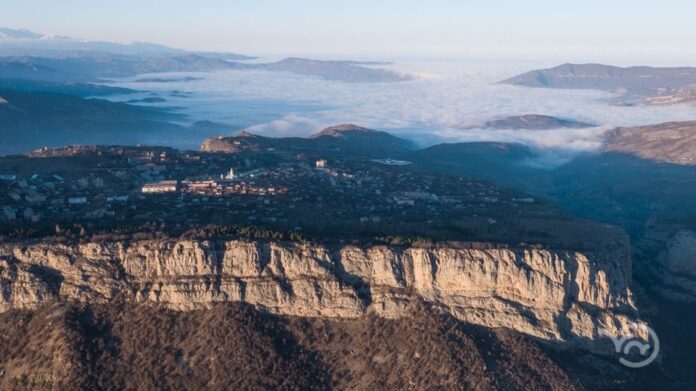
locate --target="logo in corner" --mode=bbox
[599,323,659,368]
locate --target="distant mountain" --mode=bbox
[0,58,93,83]
[482,114,595,130]
[0,55,411,84]
[0,27,43,40]
[0,89,202,155]
[0,27,252,60]
[0,28,410,83]
[0,79,135,97]
[254,57,415,83]
[501,63,696,105]
[201,124,415,157]
[643,85,696,106]
[0,54,244,81]
[603,121,696,165]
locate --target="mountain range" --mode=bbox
[0,27,414,83]
[502,63,696,105]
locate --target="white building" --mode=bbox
[316,159,327,169]
[222,168,236,180]
[142,180,179,193]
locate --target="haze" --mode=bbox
[3,0,696,64]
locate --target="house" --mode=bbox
[315,159,327,169]
[142,180,178,193]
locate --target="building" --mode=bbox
[0,174,17,181]
[142,180,179,193]
[222,168,236,180]
[316,159,327,169]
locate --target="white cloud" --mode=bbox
[242,114,322,137]
[109,61,696,166]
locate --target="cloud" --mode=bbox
[110,61,696,165]
[242,114,322,137]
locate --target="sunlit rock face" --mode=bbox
[0,238,642,350]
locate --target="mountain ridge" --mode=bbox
[501,63,696,105]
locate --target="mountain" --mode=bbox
[0,54,243,81]
[0,89,200,155]
[410,142,539,188]
[482,114,596,130]
[0,28,413,83]
[0,55,412,84]
[0,300,659,390]
[0,28,410,83]
[0,79,135,96]
[0,27,43,40]
[310,123,380,137]
[3,125,696,387]
[255,57,415,83]
[202,124,415,157]
[0,27,251,60]
[501,63,696,105]
[603,121,696,165]
[0,58,93,83]
[643,85,696,106]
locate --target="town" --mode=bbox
[0,144,563,245]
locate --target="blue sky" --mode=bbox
[2,0,696,62]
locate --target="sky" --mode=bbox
[2,0,696,63]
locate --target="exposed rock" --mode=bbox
[0,238,645,351]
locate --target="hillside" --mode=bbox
[501,63,696,105]
[0,89,196,155]
[258,57,415,83]
[603,121,696,165]
[482,114,595,130]
[202,124,415,158]
[0,301,661,390]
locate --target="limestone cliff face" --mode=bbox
[0,239,642,348]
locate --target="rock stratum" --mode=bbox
[0,238,644,350]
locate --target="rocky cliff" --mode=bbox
[0,239,644,349]
[653,229,696,301]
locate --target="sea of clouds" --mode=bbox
[108,60,696,164]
